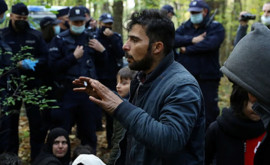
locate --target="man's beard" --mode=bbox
[126,46,154,71]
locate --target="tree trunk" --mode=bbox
[113,0,123,37]
[102,1,111,13]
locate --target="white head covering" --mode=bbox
[72,154,106,165]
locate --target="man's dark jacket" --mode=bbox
[114,52,205,165]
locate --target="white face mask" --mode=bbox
[261,15,270,26]
[71,24,85,34]
[190,13,203,24]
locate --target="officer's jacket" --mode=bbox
[48,30,98,83]
[0,22,48,87]
[174,16,225,80]
[95,28,124,80]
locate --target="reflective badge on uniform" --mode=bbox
[49,47,59,52]
[25,40,36,44]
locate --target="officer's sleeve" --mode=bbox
[35,35,48,73]
[110,33,125,60]
[48,36,77,73]
[185,22,225,55]
[174,24,194,48]
[234,25,248,46]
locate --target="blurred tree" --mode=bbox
[113,0,123,36]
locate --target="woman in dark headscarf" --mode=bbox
[32,127,71,165]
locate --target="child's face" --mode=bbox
[116,75,131,98]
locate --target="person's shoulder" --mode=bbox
[113,32,122,37]
[53,31,70,43]
[164,62,199,86]
[27,28,45,40]
[0,27,10,37]
[209,20,224,29]
[58,30,70,37]
[207,120,219,132]
[177,20,191,29]
[33,154,61,165]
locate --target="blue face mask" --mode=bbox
[54,25,60,35]
[0,14,6,24]
[71,25,85,34]
[190,13,203,24]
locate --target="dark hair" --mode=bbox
[0,152,21,165]
[126,9,175,55]
[230,83,249,119]
[72,145,94,161]
[41,24,55,43]
[117,67,137,80]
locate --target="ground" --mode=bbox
[18,76,232,164]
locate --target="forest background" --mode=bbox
[3,0,268,63]
[1,0,268,164]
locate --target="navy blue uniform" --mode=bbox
[174,16,225,128]
[48,30,101,151]
[95,28,124,81]
[94,28,124,148]
[0,22,49,160]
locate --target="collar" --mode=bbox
[137,51,174,84]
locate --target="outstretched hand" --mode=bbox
[73,76,123,115]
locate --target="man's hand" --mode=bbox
[73,76,123,115]
[88,39,106,53]
[74,45,84,59]
[103,28,114,37]
[239,11,249,26]
[192,32,206,44]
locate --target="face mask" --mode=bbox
[190,13,203,24]
[71,25,85,34]
[54,25,61,35]
[64,21,70,29]
[15,20,29,33]
[261,15,270,26]
[0,14,6,24]
[101,26,112,32]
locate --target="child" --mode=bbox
[205,83,265,165]
[108,67,137,165]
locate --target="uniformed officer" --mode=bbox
[0,0,10,154]
[161,4,176,20]
[0,2,49,161]
[48,6,102,152]
[88,12,125,148]
[174,0,225,129]
[56,7,70,32]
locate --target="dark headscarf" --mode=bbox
[33,127,71,165]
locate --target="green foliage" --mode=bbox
[0,46,58,117]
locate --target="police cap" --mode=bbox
[56,7,70,18]
[161,5,175,15]
[12,2,29,16]
[69,6,86,21]
[40,17,61,28]
[99,13,114,23]
[188,0,209,12]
